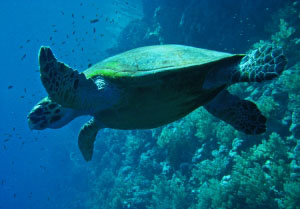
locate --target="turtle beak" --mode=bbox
[27,116,34,130]
[28,119,39,130]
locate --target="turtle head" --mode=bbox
[27,97,77,130]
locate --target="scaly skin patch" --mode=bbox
[39,46,98,110]
[232,43,287,83]
[204,90,266,135]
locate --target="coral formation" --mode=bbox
[80,1,300,209]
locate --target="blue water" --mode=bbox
[0,1,140,208]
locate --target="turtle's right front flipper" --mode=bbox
[39,46,98,111]
[78,118,104,161]
[231,43,287,83]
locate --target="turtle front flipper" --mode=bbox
[204,90,266,135]
[78,118,104,161]
[39,46,98,111]
[231,43,287,83]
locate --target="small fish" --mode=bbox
[72,31,76,35]
[53,29,57,32]
[61,11,64,15]
[51,24,56,27]
[88,63,92,67]
[24,88,27,93]
[49,36,52,40]
[20,96,25,99]
[8,85,13,89]
[93,28,96,33]
[26,39,30,43]
[90,19,99,23]
[19,45,23,49]
[61,41,66,45]
[100,34,104,37]
[21,54,26,60]
[72,13,74,18]
[80,2,83,6]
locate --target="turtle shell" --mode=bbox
[85,45,244,129]
[84,45,244,82]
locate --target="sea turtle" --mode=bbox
[27,44,287,161]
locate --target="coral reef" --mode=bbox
[80,1,300,209]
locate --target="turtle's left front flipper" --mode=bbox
[78,118,104,161]
[204,90,266,135]
[38,46,98,110]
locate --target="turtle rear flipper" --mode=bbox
[39,46,98,110]
[232,43,287,83]
[78,118,103,161]
[204,90,266,135]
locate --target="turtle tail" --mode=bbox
[231,43,287,83]
[38,46,98,111]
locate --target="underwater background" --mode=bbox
[0,0,300,208]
